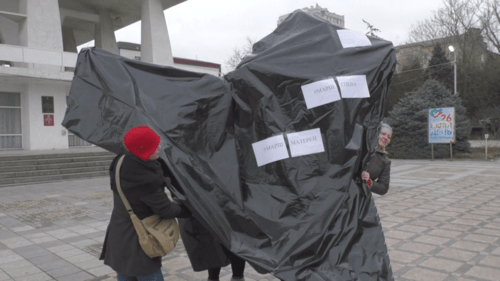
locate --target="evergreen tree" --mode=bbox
[426,44,454,91]
[385,79,472,159]
[387,60,426,115]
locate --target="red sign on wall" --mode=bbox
[44,114,54,126]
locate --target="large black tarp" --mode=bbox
[63,10,396,281]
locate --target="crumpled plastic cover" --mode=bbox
[63,10,396,281]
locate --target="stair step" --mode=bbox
[0,160,112,173]
[0,151,115,161]
[0,166,109,179]
[0,155,115,167]
[0,171,109,186]
[0,150,116,187]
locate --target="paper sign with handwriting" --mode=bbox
[301,78,341,109]
[287,128,325,158]
[252,134,290,167]
[337,30,372,48]
[337,75,370,98]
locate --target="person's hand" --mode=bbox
[361,171,370,181]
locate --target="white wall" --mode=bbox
[0,17,19,45]
[24,83,70,150]
[174,63,220,77]
[119,48,220,76]
[119,48,141,60]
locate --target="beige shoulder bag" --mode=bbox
[115,155,180,258]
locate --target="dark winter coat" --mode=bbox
[365,150,391,195]
[100,152,191,276]
[179,216,231,271]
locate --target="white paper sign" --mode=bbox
[337,75,370,98]
[337,30,372,48]
[252,134,289,167]
[300,78,341,109]
[287,128,325,158]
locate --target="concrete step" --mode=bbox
[0,155,115,167]
[0,166,109,179]
[0,150,115,187]
[0,170,109,186]
[0,151,115,161]
[0,160,112,173]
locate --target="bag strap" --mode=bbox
[115,154,135,215]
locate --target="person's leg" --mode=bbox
[230,255,246,280]
[207,267,221,281]
[136,269,164,281]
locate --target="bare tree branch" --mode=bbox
[223,37,257,74]
[362,19,381,37]
[481,0,500,52]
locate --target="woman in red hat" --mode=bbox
[100,125,191,281]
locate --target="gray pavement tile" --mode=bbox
[1,159,500,280]
[401,267,449,281]
[62,252,95,264]
[0,230,17,240]
[3,265,42,279]
[69,238,96,249]
[27,253,64,266]
[86,265,114,277]
[450,241,490,252]
[399,242,438,254]
[29,236,57,245]
[420,257,464,272]
[14,272,53,281]
[12,244,50,259]
[0,218,26,231]
[72,258,105,270]
[16,229,41,237]
[35,240,66,250]
[55,248,87,259]
[54,271,94,281]
[0,236,33,249]
[45,264,81,278]
[0,250,24,265]
[0,270,11,281]
[46,244,75,254]
[0,259,33,271]
[60,235,88,245]
[37,259,73,271]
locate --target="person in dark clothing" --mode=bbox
[362,123,392,195]
[207,251,246,281]
[100,125,191,281]
[178,215,246,281]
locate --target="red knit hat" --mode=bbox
[123,126,160,161]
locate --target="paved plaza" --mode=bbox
[0,158,498,281]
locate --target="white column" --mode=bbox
[141,0,174,66]
[62,26,77,53]
[95,9,118,54]
[18,0,64,51]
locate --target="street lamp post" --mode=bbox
[448,45,457,95]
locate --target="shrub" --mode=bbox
[385,79,472,159]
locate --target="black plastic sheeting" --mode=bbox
[63,10,396,281]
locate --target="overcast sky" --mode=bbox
[101,0,445,69]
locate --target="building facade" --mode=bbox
[0,0,189,150]
[394,28,488,73]
[277,4,344,28]
[117,42,221,77]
